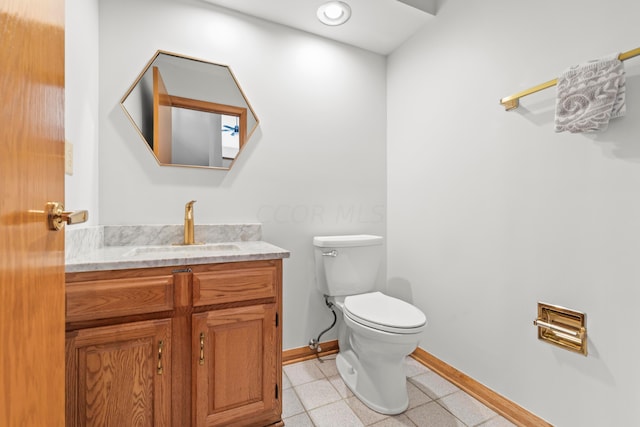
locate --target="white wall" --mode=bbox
[387,0,640,425]
[65,0,99,225]
[96,0,387,350]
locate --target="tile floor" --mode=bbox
[282,355,517,427]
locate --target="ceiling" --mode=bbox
[200,0,436,55]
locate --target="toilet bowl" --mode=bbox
[313,235,427,414]
[333,292,426,414]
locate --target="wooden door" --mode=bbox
[0,0,65,426]
[66,319,172,427]
[193,304,280,427]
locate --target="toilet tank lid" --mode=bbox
[313,235,383,248]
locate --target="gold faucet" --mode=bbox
[183,200,200,245]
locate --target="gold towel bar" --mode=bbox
[500,47,640,111]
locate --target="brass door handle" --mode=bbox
[46,202,88,231]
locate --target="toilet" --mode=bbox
[313,234,427,415]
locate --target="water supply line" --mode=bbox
[309,295,337,354]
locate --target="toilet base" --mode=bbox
[336,350,409,415]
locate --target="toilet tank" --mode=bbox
[313,235,383,296]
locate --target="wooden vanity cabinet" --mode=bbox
[65,259,283,427]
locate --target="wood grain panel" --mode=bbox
[66,265,178,283]
[212,317,263,411]
[0,0,65,425]
[193,262,276,307]
[67,319,172,427]
[66,275,174,322]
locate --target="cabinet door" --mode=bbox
[193,304,280,427]
[66,319,172,427]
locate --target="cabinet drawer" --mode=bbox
[193,264,276,307]
[66,275,174,322]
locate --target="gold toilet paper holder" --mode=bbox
[534,302,587,356]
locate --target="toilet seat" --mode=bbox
[344,292,426,334]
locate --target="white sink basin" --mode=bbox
[122,243,241,258]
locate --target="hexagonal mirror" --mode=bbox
[121,50,259,170]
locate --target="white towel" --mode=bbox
[554,53,626,133]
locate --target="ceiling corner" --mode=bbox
[396,0,438,15]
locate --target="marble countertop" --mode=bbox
[66,240,290,273]
[65,224,290,273]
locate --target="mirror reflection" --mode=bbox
[121,51,259,169]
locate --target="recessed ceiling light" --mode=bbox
[317,1,352,26]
